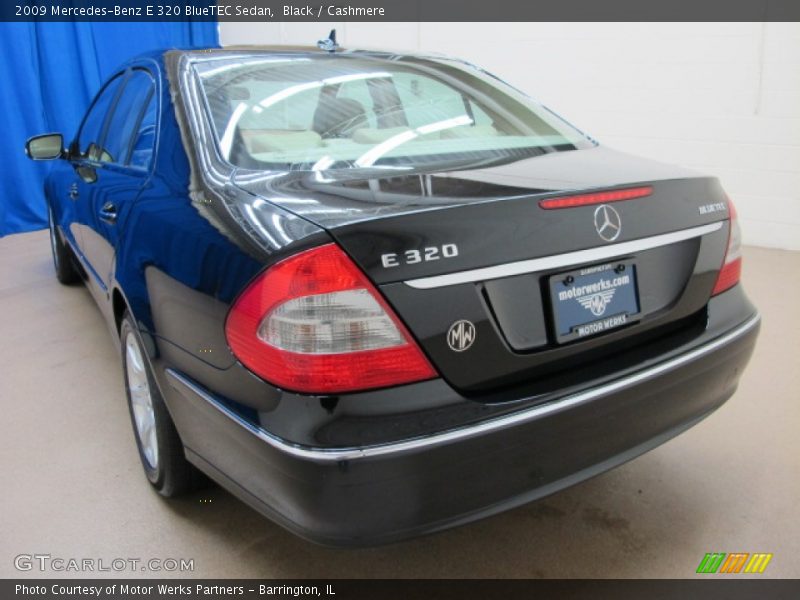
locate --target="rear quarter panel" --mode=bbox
[113,56,261,371]
[114,53,330,414]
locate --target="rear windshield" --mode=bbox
[194,54,595,173]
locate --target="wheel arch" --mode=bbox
[112,287,128,335]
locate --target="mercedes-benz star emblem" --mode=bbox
[593,204,622,242]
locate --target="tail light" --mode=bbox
[225,243,436,394]
[711,199,742,296]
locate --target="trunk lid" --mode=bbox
[235,146,731,395]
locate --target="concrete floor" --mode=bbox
[1,229,798,579]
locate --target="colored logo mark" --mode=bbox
[696,552,773,574]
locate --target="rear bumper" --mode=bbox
[163,308,759,546]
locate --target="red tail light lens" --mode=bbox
[225,243,436,394]
[539,186,653,209]
[712,200,742,296]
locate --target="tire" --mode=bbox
[120,312,205,497]
[48,204,80,285]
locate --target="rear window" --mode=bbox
[194,54,594,173]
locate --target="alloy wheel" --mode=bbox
[125,332,159,470]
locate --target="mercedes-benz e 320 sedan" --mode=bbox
[26,45,759,545]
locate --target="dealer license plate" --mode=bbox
[549,261,640,343]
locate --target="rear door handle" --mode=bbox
[99,201,118,224]
[69,183,79,200]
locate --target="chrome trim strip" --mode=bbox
[165,313,759,463]
[404,222,723,289]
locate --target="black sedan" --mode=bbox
[26,45,759,545]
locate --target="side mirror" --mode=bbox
[77,166,97,184]
[26,133,64,160]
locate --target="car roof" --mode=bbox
[117,46,463,74]
[171,45,452,62]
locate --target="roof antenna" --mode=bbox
[317,29,339,53]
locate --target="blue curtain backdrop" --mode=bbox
[0,22,218,236]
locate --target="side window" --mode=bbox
[77,74,124,160]
[128,95,157,169]
[103,69,156,167]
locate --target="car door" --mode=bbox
[57,73,125,262]
[71,68,157,294]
